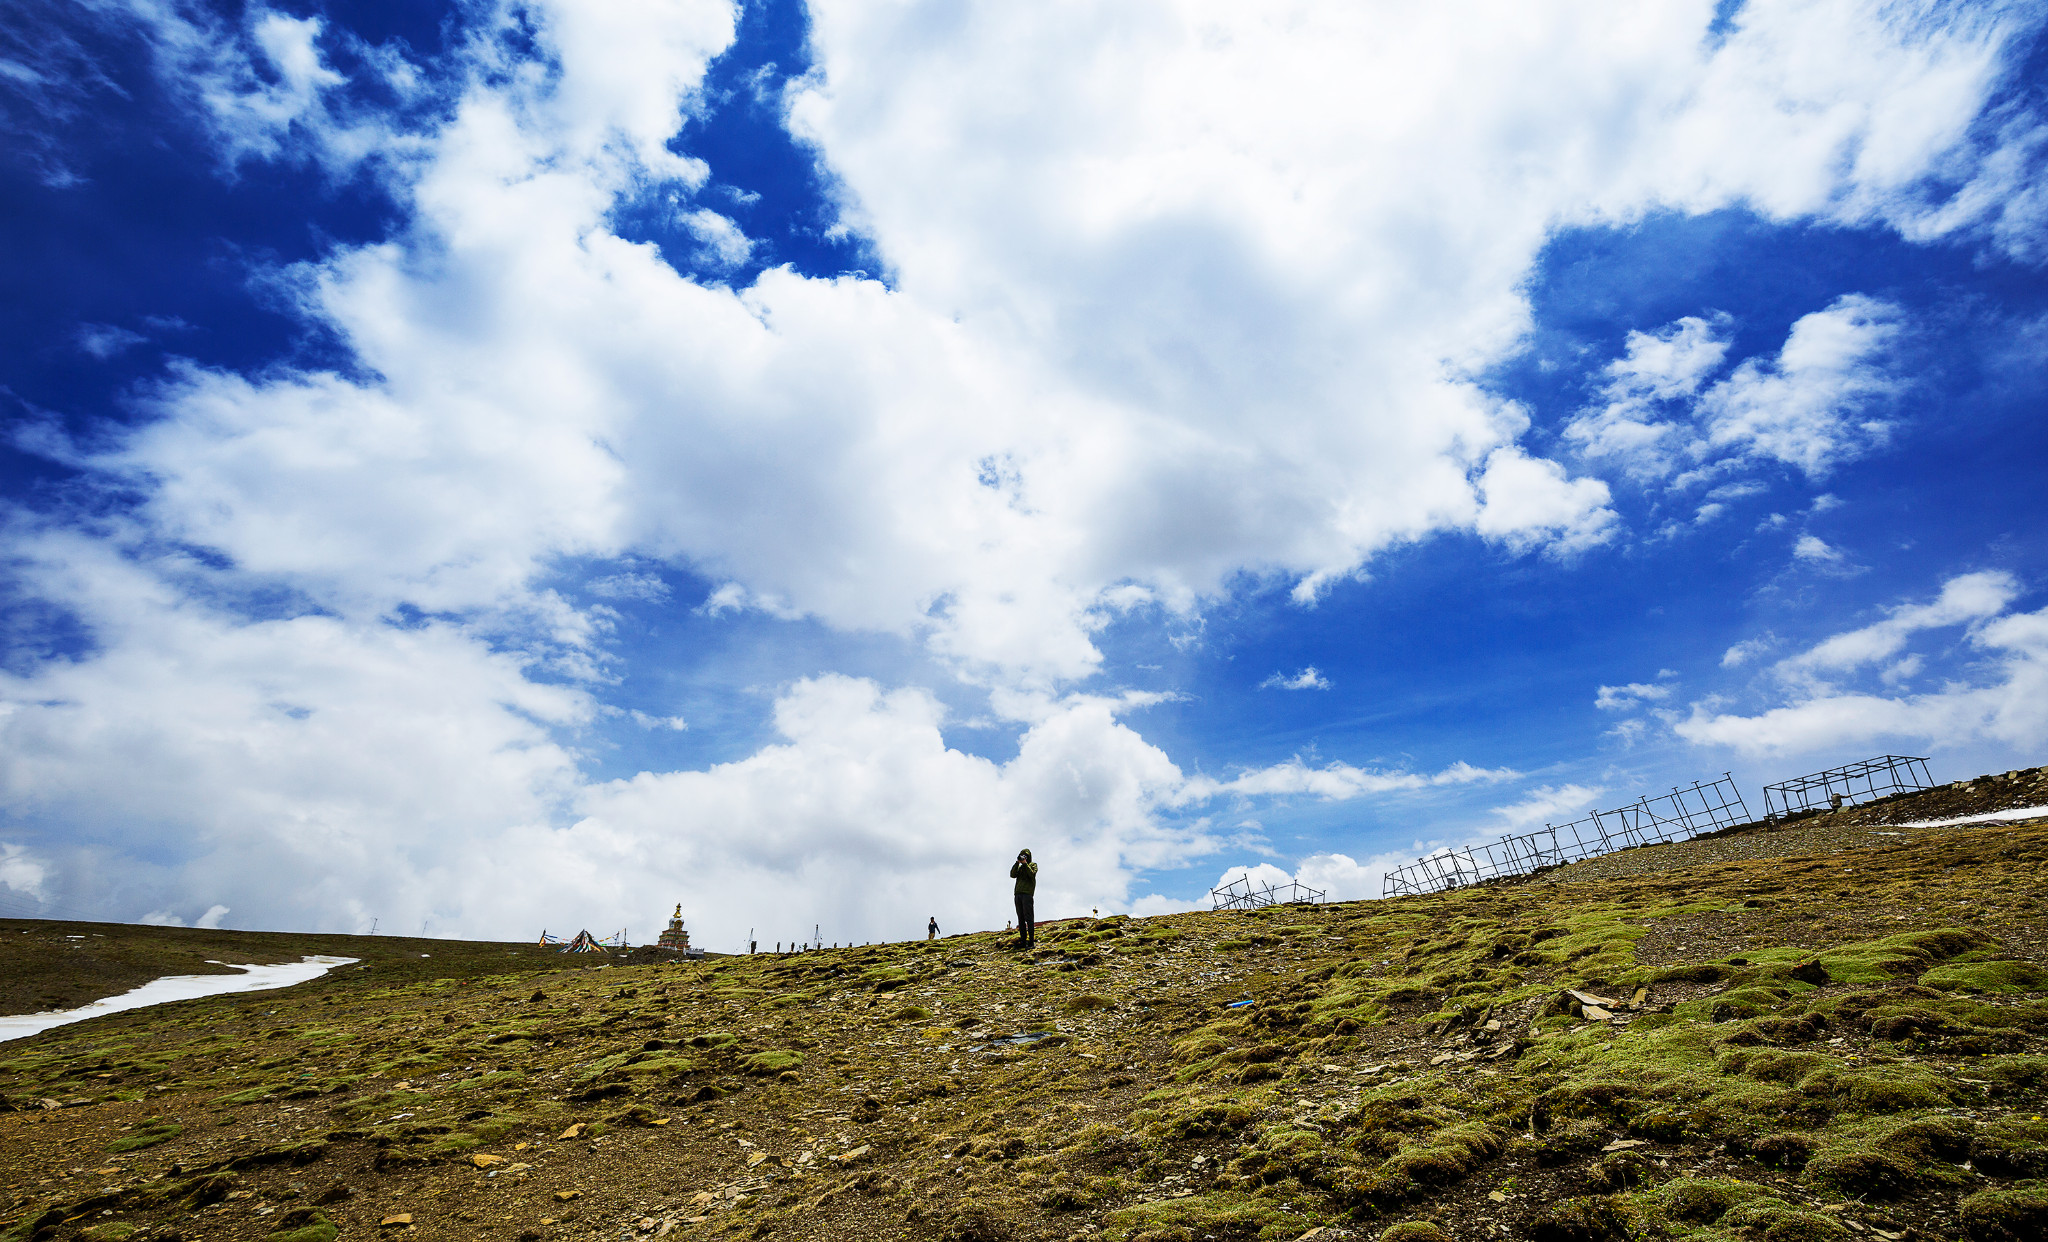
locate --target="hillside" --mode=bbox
[2,773,2045,1242]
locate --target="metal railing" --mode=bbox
[1211,874,1328,911]
[1381,775,1750,898]
[1762,754,1933,820]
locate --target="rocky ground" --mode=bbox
[2,770,2046,1242]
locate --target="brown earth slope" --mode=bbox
[1,776,2045,1242]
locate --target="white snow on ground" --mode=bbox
[0,955,356,1044]
[1886,806,2048,830]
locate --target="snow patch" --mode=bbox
[0,955,357,1043]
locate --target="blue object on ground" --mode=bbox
[1226,999,1254,1008]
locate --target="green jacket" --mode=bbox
[1010,858,1038,895]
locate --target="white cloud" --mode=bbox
[0,843,49,900]
[1793,534,1841,563]
[1721,633,1777,667]
[1697,295,1906,474]
[0,552,1491,937]
[1566,314,1733,475]
[138,902,228,928]
[88,1,2026,683]
[1487,783,1603,832]
[1176,759,1516,804]
[1677,570,2045,756]
[1568,295,1906,481]
[1472,449,1616,553]
[1780,569,2019,676]
[1260,667,1330,691]
[680,208,753,271]
[1594,682,1671,711]
[1129,892,1206,917]
[1611,314,1734,399]
[626,710,688,731]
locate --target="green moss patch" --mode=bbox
[1100,1190,1306,1242]
[1960,1181,2048,1242]
[742,1049,803,1075]
[1920,959,2048,994]
[106,1116,182,1153]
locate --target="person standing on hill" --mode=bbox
[1010,849,1038,949]
[927,916,939,940]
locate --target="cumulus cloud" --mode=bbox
[87,1,2026,676]
[1260,667,1330,691]
[3,1,2045,940]
[1568,296,1907,482]
[1566,313,1733,475]
[1698,295,1906,473]
[1677,570,2045,755]
[138,903,228,929]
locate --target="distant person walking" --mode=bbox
[1010,849,1038,949]
[927,916,939,940]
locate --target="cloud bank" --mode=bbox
[1678,571,2047,756]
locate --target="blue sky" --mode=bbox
[2,1,2046,946]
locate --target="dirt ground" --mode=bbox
[2,771,2045,1242]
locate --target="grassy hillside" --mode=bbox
[1,774,2044,1242]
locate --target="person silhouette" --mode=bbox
[1010,849,1038,948]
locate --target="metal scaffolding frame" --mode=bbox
[1211,874,1328,911]
[1762,754,1934,820]
[1381,775,1750,898]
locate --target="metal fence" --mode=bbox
[1211,874,1328,911]
[1381,775,1751,898]
[1762,754,1934,820]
